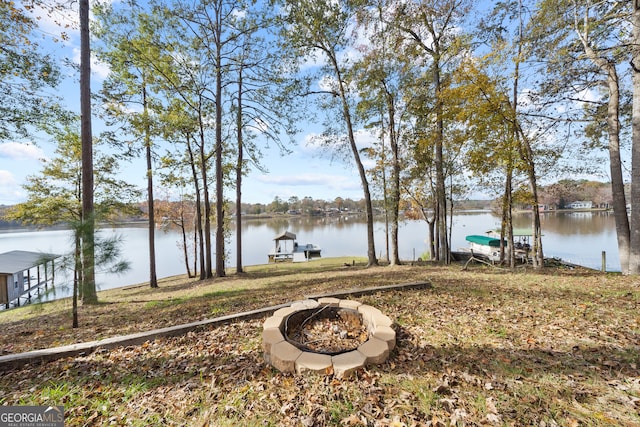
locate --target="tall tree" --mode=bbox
[6,127,139,326]
[278,0,378,267]
[355,2,410,266]
[94,1,166,288]
[234,53,247,274]
[535,0,631,273]
[570,2,626,271]
[124,1,218,279]
[229,9,300,274]
[159,99,208,279]
[79,0,96,303]
[481,0,546,267]
[391,0,473,264]
[443,56,520,265]
[630,2,640,274]
[171,0,253,278]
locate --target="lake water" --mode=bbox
[0,211,620,302]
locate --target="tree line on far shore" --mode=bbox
[242,180,619,215]
[0,178,613,229]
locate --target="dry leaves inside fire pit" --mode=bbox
[285,307,368,354]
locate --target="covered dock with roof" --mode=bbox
[0,250,60,309]
[267,231,322,263]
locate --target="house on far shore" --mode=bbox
[567,201,593,209]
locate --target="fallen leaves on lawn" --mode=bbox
[0,265,639,426]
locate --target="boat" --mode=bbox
[464,235,505,262]
[267,231,322,263]
[458,229,535,264]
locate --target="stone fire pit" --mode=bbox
[262,298,395,378]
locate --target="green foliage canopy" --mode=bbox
[0,0,61,141]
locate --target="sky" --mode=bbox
[0,0,381,207]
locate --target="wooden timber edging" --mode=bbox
[0,281,432,371]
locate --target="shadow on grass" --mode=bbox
[392,325,640,380]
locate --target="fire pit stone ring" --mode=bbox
[262,298,396,378]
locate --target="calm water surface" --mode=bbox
[0,211,619,302]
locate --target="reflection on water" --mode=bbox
[0,211,622,304]
[539,211,615,236]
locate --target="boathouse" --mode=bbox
[0,250,59,309]
[267,231,321,263]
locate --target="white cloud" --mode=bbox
[0,142,46,161]
[517,88,537,107]
[232,9,247,20]
[257,173,360,191]
[26,0,118,43]
[353,128,377,150]
[72,48,110,80]
[0,170,24,205]
[295,12,370,71]
[103,101,143,115]
[0,170,17,186]
[576,88,598,103]
[298,50,327,71]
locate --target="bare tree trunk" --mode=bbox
[213,5,226,278]
[505,4,521,269]
[193,215,198,277]
[382,165,389,263]
[513,0,542,268]
[529,173,544,266]
[433,199,441,261]
[187,135,205,279]
[331,55,378,267]
[380,113,389,262]
[73,235,80,328]
[142,80,158,288]
[426,213,435,260]
[235,70,244,274]
[198,117,213,279]
[383,84,401,265]
[434,58,450,263]
[630,2,640,274]
[501,167,515,267]
[80,0,96,304]
[592,68,628,273]
[179,202,192,278]
[515,130,544,267]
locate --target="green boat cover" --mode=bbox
[465,235,504,247]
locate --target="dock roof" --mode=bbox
[273,231,296,241]
[0,251,60,275]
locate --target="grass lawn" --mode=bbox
[0,258,638,426]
